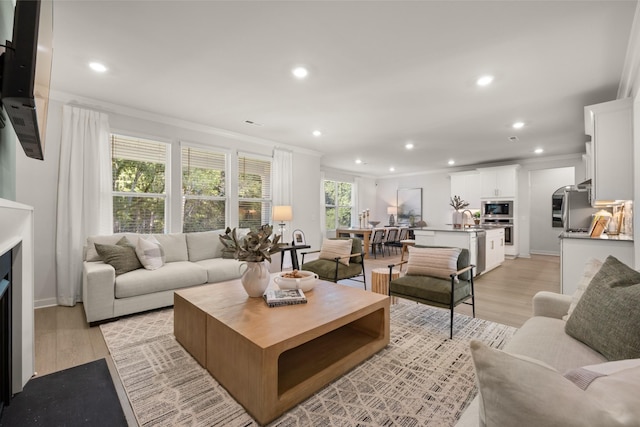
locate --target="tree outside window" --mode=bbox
[111,134,167,233]
[182,146,226,232]
[324,180,353,230]
[238,154,272,231]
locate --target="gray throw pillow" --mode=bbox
[95,236,143,276]
[565,255,640,360]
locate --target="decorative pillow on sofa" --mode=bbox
[565,255,640,360]
[319,238,353,266]
[95,236,143,276]
[564,258,603,320]
[135,235,165,270]
[406,246,461,280]
[469,340,640,427]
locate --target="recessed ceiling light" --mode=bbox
[512,121,525,129]
[389,167,395,172]
[405,143,414,150]
[448,159,455,166]
[292,66,309,79]
[312,130,322,137]
[355,159,362,164]
[476,75,494,86]
[534,148,544,154]
[89,62,107,73]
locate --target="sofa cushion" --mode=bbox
[85,233,139,262]
[115,261,207,298]
[470,340,640,427]
[186,230,226,262]
[406,246,461,280]
[505,316,607,372]
[319,238,352,266]
[565,258,603,320]
[152,233,189,262]
[95,237,143,276]
[565,255,640,360]
[194,258,244,283]
[135,235,165,270]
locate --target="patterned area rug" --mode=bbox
[100,303,515,426]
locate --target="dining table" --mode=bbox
[336,227,373,259]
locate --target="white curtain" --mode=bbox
[353,176,362,227]
[56,105,112,306]
[319,171,326,238]
[272,148,293,205]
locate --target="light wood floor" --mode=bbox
[32,252,559,425]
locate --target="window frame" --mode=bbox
[324,179,354,231]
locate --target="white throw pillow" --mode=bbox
[564,258,603,320]
[135,235,166,270]
[469,340,640,427]
[319,239,353,266]
[406,246,461,280]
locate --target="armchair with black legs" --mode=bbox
[300,238,367,290]
[387,246,475,339]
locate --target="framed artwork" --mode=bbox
[292,229,306,245]
[397,188,423,226]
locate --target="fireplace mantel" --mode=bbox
[0,198,35,393]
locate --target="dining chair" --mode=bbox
[383,227,399,256]
[369,228,386,259]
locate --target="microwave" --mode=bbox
[481,200,514,218]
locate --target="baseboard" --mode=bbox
[34,298,57,309]
[529,251,560,257]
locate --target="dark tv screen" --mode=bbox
[1,0,52,160]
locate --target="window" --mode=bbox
[111,134,167,233]
[238,154,272,231]
[182,146,226,232]
[324,180,353,230]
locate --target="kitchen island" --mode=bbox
[413,226,505,275]
[559,231,634,295]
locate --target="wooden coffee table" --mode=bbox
[174,276,390,425]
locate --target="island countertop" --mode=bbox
[559,232,633,242]
[414,226,504,233]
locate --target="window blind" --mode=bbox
[182,146,226,197]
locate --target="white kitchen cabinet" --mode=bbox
[484,228,505,273]
[584,98,633,203]
[450,171,481,209]
[480,166,519,199]
[560,236,634,295]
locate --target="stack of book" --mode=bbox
[263,289,307,307]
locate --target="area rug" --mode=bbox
[100,304,515,426]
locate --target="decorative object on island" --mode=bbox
[397,188,423,226]
[387,206,397,226]
[473,211,481,225]
[219,226,282,297]
[272,205,293,239]
[450,195,469,229]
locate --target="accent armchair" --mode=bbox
[388,246,475,339]
[301,238,367,290]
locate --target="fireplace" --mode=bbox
[0,198,35,400]
[0,249,11,415]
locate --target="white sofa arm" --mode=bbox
[532,291,572,319]
[82,261,116,324]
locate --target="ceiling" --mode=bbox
[49,1,638,177]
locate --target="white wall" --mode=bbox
[529,167,575,255]
[16,97,322,307]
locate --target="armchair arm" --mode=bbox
[300,249,320,265]
[451,264,475,279]
[532,291,572,319]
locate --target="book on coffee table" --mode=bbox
[263,289,307,307]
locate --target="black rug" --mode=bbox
[0,358,127,427]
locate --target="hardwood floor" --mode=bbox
[31,252,559,425]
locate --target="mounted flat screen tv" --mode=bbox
[0,0,53,160]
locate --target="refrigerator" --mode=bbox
[561,189,598,232]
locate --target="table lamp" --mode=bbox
[272,205,293,238]
[387,206,397,226]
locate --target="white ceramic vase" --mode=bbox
[239,260,270,297]
[452,211,463,229]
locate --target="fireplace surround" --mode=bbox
[0,198,35,399]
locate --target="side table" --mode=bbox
[371,267,399,304]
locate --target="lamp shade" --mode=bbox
[272,205,293,222]
[387,206,398,215]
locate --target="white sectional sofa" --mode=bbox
[82,230,243,325]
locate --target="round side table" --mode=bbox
[371,267,399,304]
